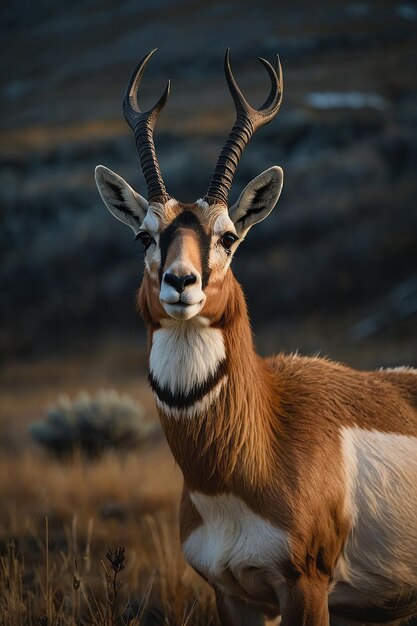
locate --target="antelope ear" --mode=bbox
[229,166,283,237]
[95,165,148,234]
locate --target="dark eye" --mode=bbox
[135,231,155,250]
[220,232,238,251]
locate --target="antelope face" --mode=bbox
[95,166,283,324]
[95,48,283,324]
[142,201,213,322]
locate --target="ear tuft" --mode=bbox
[95,165,148,234]
[229,166,283,237]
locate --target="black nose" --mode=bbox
[164,273,197,293]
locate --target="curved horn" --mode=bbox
[123,49,170,205]
[205,49,283,207]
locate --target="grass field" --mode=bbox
[0,449,223,625]
[1,317,417,625]
[0,350,222,625]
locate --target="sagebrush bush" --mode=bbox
[30,390,157,458]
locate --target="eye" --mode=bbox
[135,231,155,250]
[220,232,238,251]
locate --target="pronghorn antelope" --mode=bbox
[95,49,417,626]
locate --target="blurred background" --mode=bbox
[2,0,417,368]
[0,0,416,622]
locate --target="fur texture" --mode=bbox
[96,171,417,626]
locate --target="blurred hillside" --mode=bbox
[1,0,417,364]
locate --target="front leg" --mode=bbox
[278,575,330,626]
[215,589,266,626]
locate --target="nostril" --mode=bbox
[164,273,182,292]
[164,273,197,293]
[182,274,197,288]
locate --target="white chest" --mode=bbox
[182,492,289,584]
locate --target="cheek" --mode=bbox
[200,271,228,320]
[143,269,166,321]
[209,243,233,275]
[145,244,161,272]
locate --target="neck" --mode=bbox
[146,274,279,493]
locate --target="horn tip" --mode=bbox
[258,56,273,70]
[142,48,158,64]
[224,47,232,72]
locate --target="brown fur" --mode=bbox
[164,229,203,276]
[97,57,416,620]
[135,202,417,625]
[159,278,351,581]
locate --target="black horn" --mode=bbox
[123,49,170,205]
[205,49,283,207]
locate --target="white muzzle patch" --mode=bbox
[159,261,206,320]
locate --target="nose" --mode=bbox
[164,272,197,294]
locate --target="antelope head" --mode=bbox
[95,49,284,326]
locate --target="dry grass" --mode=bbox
[0,353,220,625]
[0,446,219,625]
[2,337,415,624]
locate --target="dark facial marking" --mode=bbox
[159,211,211,287]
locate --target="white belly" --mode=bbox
[182,492,289,598]
[331,427,417,607]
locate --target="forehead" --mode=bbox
[142,199,235,236]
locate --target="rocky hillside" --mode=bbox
[1,0,416,360]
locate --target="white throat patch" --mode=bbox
[149,317,227,417]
